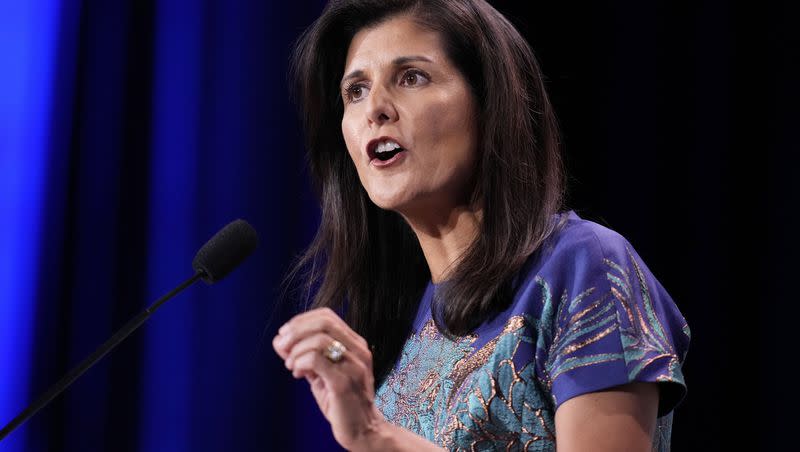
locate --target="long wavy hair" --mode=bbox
[287,0,568,384]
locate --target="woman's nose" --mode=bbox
[366,85,398,125]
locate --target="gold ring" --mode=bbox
[323,339,347,363]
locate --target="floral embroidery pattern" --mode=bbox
[443,316,557,451]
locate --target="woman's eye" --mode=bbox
[344,83,369,103]
[400,70,429,87]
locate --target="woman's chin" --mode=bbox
[367,192,415,213]
[369,198,406,212]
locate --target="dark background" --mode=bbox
[0,0,794,451]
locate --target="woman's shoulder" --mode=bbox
[514,210,684,330]
[479,209,661,338]
[509,209,690,417]
[518,209,641,288]
[548,209,633,261]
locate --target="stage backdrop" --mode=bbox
[1,0,788,451]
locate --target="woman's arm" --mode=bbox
[356,382,658,452]
[554,381,659,452]
[351,420,445,452]
[354,382,658,452]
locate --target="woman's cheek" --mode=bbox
[341,116,360,158]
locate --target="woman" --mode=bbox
[272,1,690,450]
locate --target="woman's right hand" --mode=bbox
[272,307,386,450]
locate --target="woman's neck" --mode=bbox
[400,203,483,284]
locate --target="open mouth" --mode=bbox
[375,146,405,161]
[367,136,408,164]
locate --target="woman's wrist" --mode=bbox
[348,412,444,452]
[348,415,394,452]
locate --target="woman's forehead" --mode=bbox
[343,16,445,73]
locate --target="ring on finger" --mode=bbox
[323,339,347,363]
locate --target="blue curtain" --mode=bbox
[0,0,337,451]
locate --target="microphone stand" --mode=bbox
[0,272,204,441]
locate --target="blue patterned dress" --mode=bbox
[374,210,690,451]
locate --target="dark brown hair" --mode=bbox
[287,0,567,384]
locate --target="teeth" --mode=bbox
[375,140,401,153]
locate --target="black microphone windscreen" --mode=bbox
[192,219,258,283]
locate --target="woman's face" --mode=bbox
[340,15,479,218]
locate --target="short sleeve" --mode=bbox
[535,226,691,417]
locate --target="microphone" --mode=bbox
[0,219,258,441]
[193,218,259,283]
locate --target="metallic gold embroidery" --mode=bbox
[559,323,616,356]
[610,285,637,325]
[419,318,443,339]
[627,247,671,345]
[445,315,527,410]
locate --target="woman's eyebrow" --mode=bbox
[340,55,433,88]
[392,55,432,66]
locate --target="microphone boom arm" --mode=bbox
[0,271,204,441]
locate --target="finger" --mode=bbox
[279,307,341,334]
[292,344,371,395]
[273,310,346,359]
[285,332,337,369]
[272,333,291,360]
[273,327,368,366]
[278,308,354,348]
[276,309,370,362]
[281,307,366,351]
[291,344,337,380]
